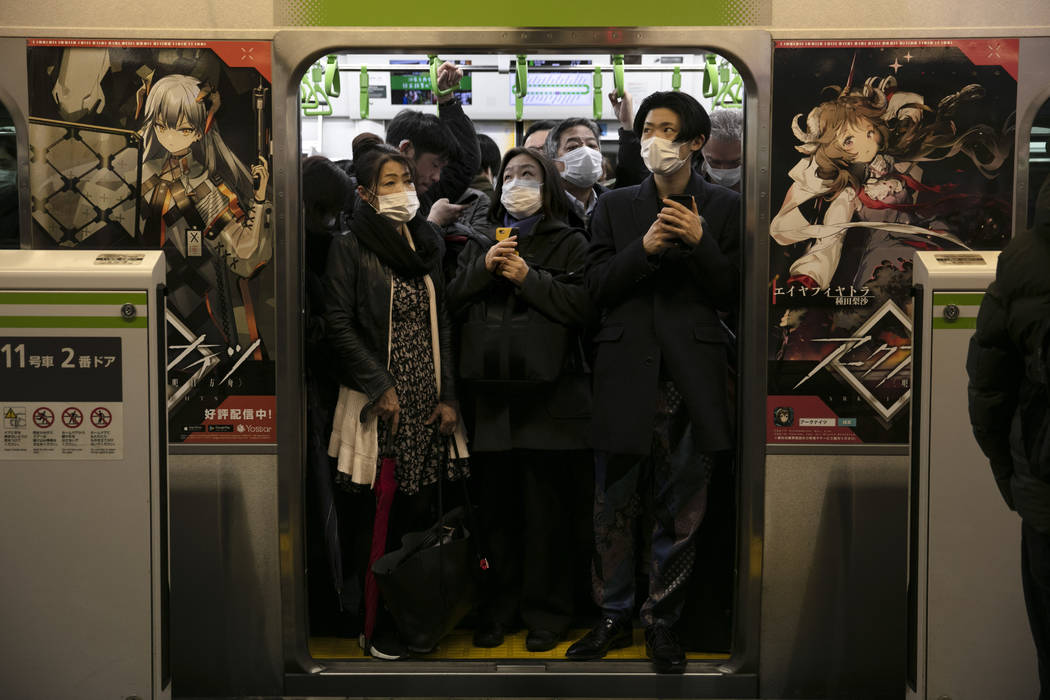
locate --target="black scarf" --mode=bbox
[350,203,440,278]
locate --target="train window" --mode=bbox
[1029,97,1050,229]
[0,100,17,248]
[300,50,746,664]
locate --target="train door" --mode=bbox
[274,27,770,698]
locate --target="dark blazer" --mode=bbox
[586,171,740,455]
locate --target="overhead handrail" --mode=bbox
[301,62,332,117]
[713,57,744,109]
[612,54,625,97]
[359,66,369,119]
[428,54,462,96]
[512,54,528,121]
[702,54,719,98]
[324,55,340,97]
[592,67,603,120]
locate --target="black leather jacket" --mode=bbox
[323,214,457,407]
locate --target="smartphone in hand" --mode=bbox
[667,194,695,210]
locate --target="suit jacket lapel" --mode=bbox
[631,176,662,247]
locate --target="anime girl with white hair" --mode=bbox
[140,73,272,403]
[770,71,1011,290]
[140,73,271,278]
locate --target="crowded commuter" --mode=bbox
[302,155,360,634]
[967,175,1050,698]
[447,147,593,653]
[385,61,481,230]
[473,133,501,200]
[544,117,608,232]
[567,91,740,673]
[702,109,743,191]
[522,119,557,150]
[324,141,467,660]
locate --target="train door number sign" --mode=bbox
[1,336,125,460]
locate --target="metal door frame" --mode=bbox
[273,27,771,697]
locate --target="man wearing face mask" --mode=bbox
[568,91,740,674]
[544,117,608,233]
[702,109,743,192]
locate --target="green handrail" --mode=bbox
[428,54,461,96]
[592,67,603,120]
[324,55,340,98]
[612,54,625,97]
[512,54,528,121]
[672,65,681,91]
[359,66,369,119]
[702,54,719,98]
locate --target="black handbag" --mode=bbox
[457,230,576,386]
[370,440,487,654]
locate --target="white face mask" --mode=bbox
[500,178,543,219]
[641,137,690,176]
[372,189,419,223]
[557,146,604,188]
[703,161,742,188]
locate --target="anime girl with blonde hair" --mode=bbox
[770,71,1011,289]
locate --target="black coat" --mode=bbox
[586,172,741,455]
[323,210,457,406]
[967,190,1050,532]
[447,215,593,451]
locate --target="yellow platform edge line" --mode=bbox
[309,631,730,661]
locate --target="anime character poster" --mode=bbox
[27,39,275,444]
[768,39,1017,445]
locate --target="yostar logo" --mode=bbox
[794,300,912,423]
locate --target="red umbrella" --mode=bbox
[363,449,398,642]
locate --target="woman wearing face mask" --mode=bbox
[447,147,594,653]
[324,142,467,660]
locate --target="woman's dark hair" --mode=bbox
[633,91,712,145]
[302,155,352,212]
[352,141,416,193]
[488,147,569,224]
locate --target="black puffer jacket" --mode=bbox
[323,206,456,406]
[968,182,1050,532]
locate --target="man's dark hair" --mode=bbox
[488,147,569,224]
[633,91,712,145]
[544,117,601,160]
[385,109,456,159]
[523,119,558,144]
[477,133,501,176]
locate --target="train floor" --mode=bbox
[309,628,730,662]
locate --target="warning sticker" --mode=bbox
[2,402,123,460]
[1,336,125,460]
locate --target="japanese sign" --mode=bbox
[26,39,276,445]
[768,39,1017,445]
[1,336,124,460]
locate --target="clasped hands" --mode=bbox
[642,198,704,255]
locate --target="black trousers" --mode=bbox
[474,448,593,636]
[1022,521,1050,699]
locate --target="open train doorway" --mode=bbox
[275,29,770,698]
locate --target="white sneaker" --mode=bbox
[359,633,406,660]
